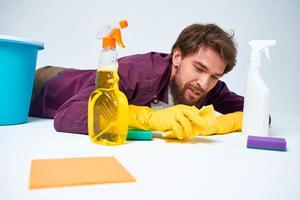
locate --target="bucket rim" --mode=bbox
[0,34,44,50]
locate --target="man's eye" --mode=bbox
[195,67,203,72]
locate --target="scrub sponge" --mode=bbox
[127,129,153,140]
[247,135,287,151]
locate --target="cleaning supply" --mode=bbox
[247,135,287,151]
[0,35,44,125]
[127,130,153,141]
[199,111,243,136]
[242,40,276,137]
[128,104,210,139]
[129,104,243,139]
[29,157,136,189]
[88,20,129,145]
[128,104,216,139]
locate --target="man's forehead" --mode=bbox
[187,48,223,68]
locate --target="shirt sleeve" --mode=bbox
[118,55,153,106]
[53,86,94,134]
[206,81,244,114]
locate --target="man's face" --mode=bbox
[170,46,226,106]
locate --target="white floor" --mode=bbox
[1,116,300,200]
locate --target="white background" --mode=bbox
[0,0,299,122]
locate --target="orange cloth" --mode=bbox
[29,156,136,189]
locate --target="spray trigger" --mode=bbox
[264,48,271,61]
[109,28,125,48]
[97,20,128,49]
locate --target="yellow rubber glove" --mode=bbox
[128,104,217,140]
[199,111,243,136]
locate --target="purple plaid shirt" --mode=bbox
[30,52,244,134]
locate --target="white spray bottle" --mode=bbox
[242,40,276,137]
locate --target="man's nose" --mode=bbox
[196,76,210,91]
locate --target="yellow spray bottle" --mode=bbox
[88,20,129,146]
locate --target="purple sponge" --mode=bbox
[247,135,287,151]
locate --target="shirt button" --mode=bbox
[153,96,159,104]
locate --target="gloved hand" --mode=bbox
[199,111,243,136]
[128,104,217,140]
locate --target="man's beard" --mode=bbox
[169,76,206,108]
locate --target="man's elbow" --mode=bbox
[54,116,65,132]
[54,115,88,135]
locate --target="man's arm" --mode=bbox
[53,86,93,134]
[207,81,271,125]
[206,80,244,114]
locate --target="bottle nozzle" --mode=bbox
[97,20,128,49]
[119,20,128,29]
[249,40,276,61]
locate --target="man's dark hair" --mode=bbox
[171,23,237,74]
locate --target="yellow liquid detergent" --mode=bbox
[88,69,128,145]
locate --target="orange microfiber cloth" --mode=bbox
[29,156,136,189]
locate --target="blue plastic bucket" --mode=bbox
[0,35,44,125]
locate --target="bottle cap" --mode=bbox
[102,37,116,48]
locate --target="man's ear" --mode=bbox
[172,48,182,67]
